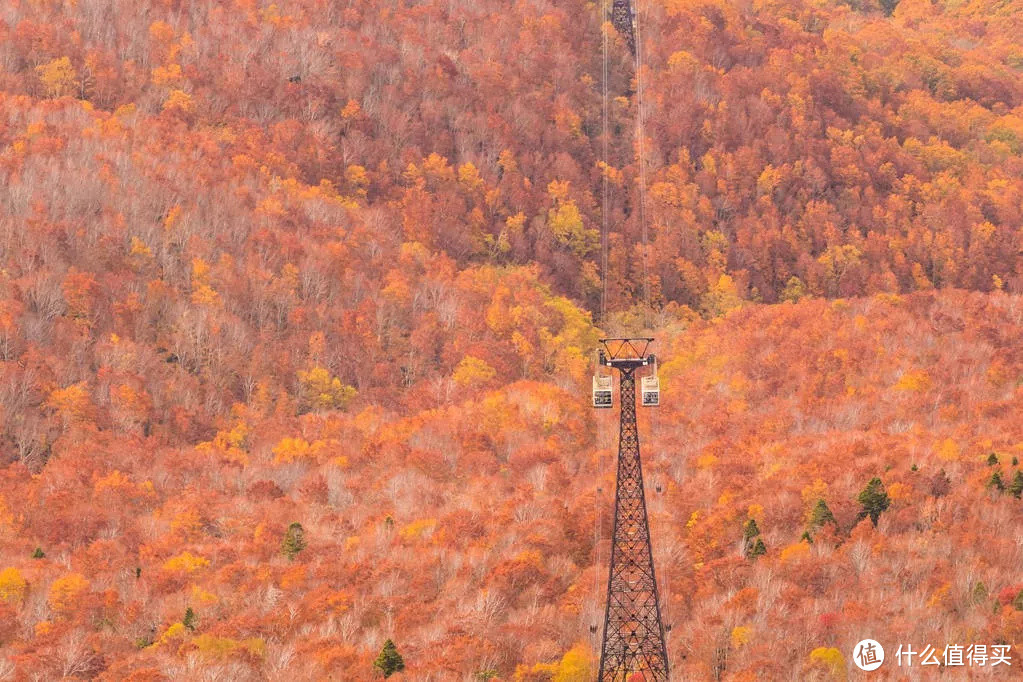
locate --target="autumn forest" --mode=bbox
[0,0,1021,679]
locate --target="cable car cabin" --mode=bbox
[641,374,660,407]
[593,375,613,408]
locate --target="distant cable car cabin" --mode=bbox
[593,375,613,408]
[641,375,659,406]
[593,349,613,408]
[641,356,659,407]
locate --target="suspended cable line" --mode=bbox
[634,0,651,323]
[600,0,611,328]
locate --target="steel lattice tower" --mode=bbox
[596,339,669,681]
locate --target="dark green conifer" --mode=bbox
[1010,471,1023,499]
[972,581,988,605]
[374,639,405,678]
[809,498,837,530]
[282,522,307,560]
[857,478,890,526]
[742,519,765,559]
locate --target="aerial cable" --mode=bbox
[634,0,651,327]
[600,0,611,328]
[634,0,670,655]
[594,0,611,643]
[592,348,609,639]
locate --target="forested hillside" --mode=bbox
[0,0,1020,678]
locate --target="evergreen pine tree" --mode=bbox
[987,453,1000,466]
[282,522,307,560]
[972,581,988,605]
[809,498,836,530]
[857,477,890,526]
[183,607,196,631]
[374,639,405,678]
[1010,471,1023,499]
[988,471,1005,492]
[742,519,764,559]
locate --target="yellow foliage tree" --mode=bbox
[547,196,597,257]
[514,643,591,681]
[272,436,330,464]
[422,152,455,182]
[186,589,215,612]
[346,165,369,194]
[458,162,484,190]
[190,257,220,305]
[541,295,597,382]
[808,647,846,679]
[297,367,356,411]
[781,276,807,302]
[45,382,91,425]
[48,574,89,614]
[156,622,188,648]
[129,236,153,258]
[162,552,210,574]
[163,89,194,113]
[37,57,78,98]
[893,369,931,392]
[452,356,497,387]
[937,438,961,462]
[756,164,781,196]
[730,625,753,648]
[193,634,266,659]
[151,63,183,86]
[701,274,744,317]
[0,567,27,603]
[169,509,203,539]
[551,645,590,682]
[506,212,526,235]
[399,518,437,541]
[779,540,811,563]
[817,244,862,295]
[163,204,182,231]
[196,420,249,466]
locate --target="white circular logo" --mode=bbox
[853,639,885,671]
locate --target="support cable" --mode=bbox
[634,0,651,324]
[594,0,612,642]
[600,0,611,327]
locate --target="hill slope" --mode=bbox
[1,290,1021,678]
[0,0,1021,678]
